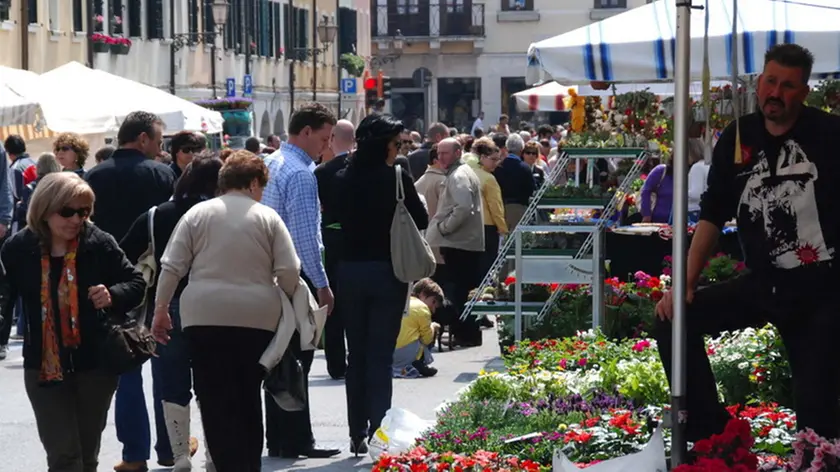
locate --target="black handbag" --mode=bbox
[99,314,157,375]
[263,350,307,412]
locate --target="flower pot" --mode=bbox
[110,43,130,55]
[93,42,110,53]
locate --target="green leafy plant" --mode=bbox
[542,184,614,200]
[339,53,366,77]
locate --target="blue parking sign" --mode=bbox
[243,75,253,96]
[340,78,356,94]
[226,78,236,97]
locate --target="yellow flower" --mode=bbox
[558,424,568,431]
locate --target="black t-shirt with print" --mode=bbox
[700,106,840,273]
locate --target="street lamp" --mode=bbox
[316,16,338,46]
[169,0,231,98]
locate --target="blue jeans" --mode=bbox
[115,366,154,462]
[337,260,408,440]
[151,299,193,457]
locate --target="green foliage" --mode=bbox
[339,53,366,77]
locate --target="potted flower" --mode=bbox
[91,33,111,53]
[110,37,131,55]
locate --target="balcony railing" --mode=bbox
[372,3,485,38]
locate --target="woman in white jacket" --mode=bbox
[687,138,711,224]
[152,151,301,472]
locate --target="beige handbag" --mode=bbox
[390,165,436,283]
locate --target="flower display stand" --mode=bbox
[461,148,650,342]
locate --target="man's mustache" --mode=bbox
[765,98,785,107]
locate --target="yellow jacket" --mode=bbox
[474,166,508,234]
[395,297,435,353]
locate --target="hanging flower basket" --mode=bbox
[590,81,611,91]
[110,37,132,55]
[93,41,110,53]
[91,33,110,53]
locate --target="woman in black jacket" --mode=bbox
[0,172,145,472]
[334,113,428,455]
[120,152,222,469]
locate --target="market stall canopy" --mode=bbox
[514,80,735,112]
[12,62,224,135]
[527,0,840,84]
[0,66,43,128]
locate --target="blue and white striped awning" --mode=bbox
[527,0,840,84]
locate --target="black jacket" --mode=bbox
[0,224,146,371]
[407,143,433,181]
[494,154,537,206]
[85,148,176,242]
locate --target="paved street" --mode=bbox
[0,328,500,472]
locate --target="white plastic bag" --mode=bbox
[369,408,433,460]
[553,426,667,472]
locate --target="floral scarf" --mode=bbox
[39,239,81,383]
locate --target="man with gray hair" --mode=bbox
[408,122,449,180]
[315,118,355,379]
[493,133,536,231]
[425,138,485,347]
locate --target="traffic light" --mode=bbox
[364,77,378,108]
[382,76,392,100]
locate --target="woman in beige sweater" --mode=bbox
[152,151,301,472]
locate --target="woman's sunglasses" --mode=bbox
[57,207,91,219]
[55,146,74,153]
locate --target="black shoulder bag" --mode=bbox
[99,208,158,375]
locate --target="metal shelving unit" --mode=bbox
[461,148,651,342]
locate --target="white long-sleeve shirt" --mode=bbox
[687,161,711,212]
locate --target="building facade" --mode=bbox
[370,0,649,133]
[1,0,370,139]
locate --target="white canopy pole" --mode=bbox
[670,0,693,466]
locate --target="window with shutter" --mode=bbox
[296,8,308,54]
[127,0,141,36]
[109,0,123,34]
[147,0,163,38]
[259,0,270,57]
[203,0,215,33]
[283,4,291,55]
[28,0,38,24]
[338,7,356,56]
[273,3,282,58]
[94,0,103,31]
[72,0,83,31]
[189,0,198,35]
[0,1,9,22]
[48,0,59,30]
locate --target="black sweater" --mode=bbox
[701,107,840,273]
[0,224,146,372]
[335,160,428,262]
[494,154,536,206]
[120,198,204,299]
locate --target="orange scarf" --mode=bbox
[39,239,81,383]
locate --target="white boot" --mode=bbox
[163,402,193,471]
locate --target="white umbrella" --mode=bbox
[13,62,224,135]
[528,0,840,84]
[0,66,42,128]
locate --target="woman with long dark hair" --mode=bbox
[335,114,428,454]
[120,152,223,469]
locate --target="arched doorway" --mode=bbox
[259,111,271,138]
[274,110,285,137]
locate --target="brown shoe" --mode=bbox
[113,461,148,472]
[189,437,199,457]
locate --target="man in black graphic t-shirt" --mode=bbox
[655,44,840,445]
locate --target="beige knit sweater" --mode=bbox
[156,192,301,332]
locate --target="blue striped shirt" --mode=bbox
[261,143,328,288]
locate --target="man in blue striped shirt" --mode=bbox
[260,103,339,459]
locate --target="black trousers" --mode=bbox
[655,268,840,442]
[264,275,317,453]
[186,326,273,472]
[440,247,484,345]
[323,228,347,379]
[479,225,500,281]
[336,260,407,440]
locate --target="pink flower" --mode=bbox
[578,358,587,367]
[559,359,568,369]
[632,340,651,352]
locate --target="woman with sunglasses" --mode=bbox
[53,132,91,177]
[168,131,207,179]
[0,172,145,471]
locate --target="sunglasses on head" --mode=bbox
[57,207,91,219]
